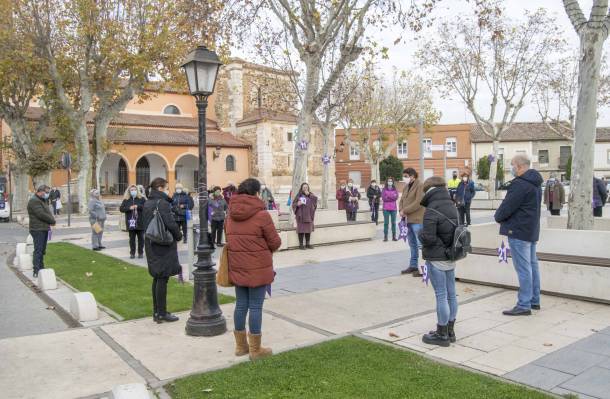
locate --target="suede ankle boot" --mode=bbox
[248,333,272,361]
[233,330,249,356]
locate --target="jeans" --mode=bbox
[234,285,266,334]
[458,202,471,225]
[428,262,458,326]
[407,223,422,267]
[30,230,48,272]
[383,210,397,238]
[369,201,379,223]
[176,221,188,242]
[508,238,541,310]
[152,277,169,315]
[211,220,224,244]
[129,230,144,255]
[91,220,104,249]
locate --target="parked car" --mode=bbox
[0,190,9,222]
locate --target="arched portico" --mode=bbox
[174,153,198,192]
[135,153,169,188]
[99,153,130,195]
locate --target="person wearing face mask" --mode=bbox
[367,180,382,225]
[494,154,543,316]
[292,182,318,249]
[336,181,348,217]
[447,172,460,202]
[143,177,183,323]
[49,186,61,215]
[455,173,476,226]
[208,186,228,246]
[171,183,194,244]
[260,183,275,210]
[381,178,399,241]
[27,185,56,278]
[543,173,565,216]
[88,189,107,251]
[120,185,146,259]
[399,168,425,276]
[344,179,361,222]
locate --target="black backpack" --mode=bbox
[428,207,471,261]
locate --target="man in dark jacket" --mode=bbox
[171,183,194,244]
[27,185,56,277]
[494,154,543,316]
[49,187,61,215]
[593,177,608,217]
[366,180,382,225]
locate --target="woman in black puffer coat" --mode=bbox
[142,177,183,323]
[418,176,460,348]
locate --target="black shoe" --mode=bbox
[306,245,314,249]
[153,313,161,324]
[401,266,418,275]
[502,307,532,316]
[217,243,225,247]
[158,313,179,322]
[138,254,144,259]
[33,270,39,278]
[183,240,187,244]
[531,304,541,310]
[412,270,423,277]
[422,325,450,347]
[383,236,388,242]
[392,236,398,241]
[448,320,456,343]
[130,254,135,259]
[299,245,305,250]
[99,246,106,249]
[92,247,102,251]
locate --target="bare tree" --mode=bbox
[418,7,561,197]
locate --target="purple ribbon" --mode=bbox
[298,140,308,150]
[487,154,496,163]
[421,263,429,286]
[398,218,409,242]
[47,228,52,241]
[497,240,510,263]
[322,155,331,165]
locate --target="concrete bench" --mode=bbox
[70,292,98,322]
[37,269,58,290]
[278,221,377,250]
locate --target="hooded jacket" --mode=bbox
[494,169,543,242]
[419,187,459,261]
[225,194,282,287]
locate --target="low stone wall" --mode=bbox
[546,215,610,231]
[278,221,377,250]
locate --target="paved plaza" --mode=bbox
[1,211,610,398]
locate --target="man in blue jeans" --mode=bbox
[494,154,543,316]
[399,168,425,276]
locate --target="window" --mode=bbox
[538,150,549,165]
[607,150,610,165]
[423,138,432,158]
[349,144,360,161]
[397,141,408,159]
[287,129,294,142]
[348,171,362,187]
[445,137,457,157]
[226,155,236,171]
[163,105,181,115]
[136,157,150,187]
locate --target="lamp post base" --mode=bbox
[185,266,227,337]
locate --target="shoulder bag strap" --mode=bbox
[428,207,458,227]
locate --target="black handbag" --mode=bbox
[145,200,174,245]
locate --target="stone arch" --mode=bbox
[163,104,182,115]
[135,153,169,188]
[173,153,198,192]
[99,152,130,195]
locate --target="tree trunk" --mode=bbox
[320,125,331,209]
[11,168,29,213]
[489,139,499,199]
[371,162,380,184]
[75,122,92,214]
[568,28,605,230]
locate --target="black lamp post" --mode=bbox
[181,46,227,337]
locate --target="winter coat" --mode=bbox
[142,190,183,278]
[292,192,318,232]
[344,187,361,211]
[494,169,543,242]
[225,194,282,288]
[336,188,347,210]
[381,187,399,211]
[399,178,425,224]
[543,180,565,211]
[418,187,459,262]
[208,197,228,222]
[88,198,107,224]
[120,196,146,231]
[455,180,476,205]
[27,195,56,232]
[593,177,608,208]
[171,192,194,222]
[49,189,61,203]
[367,186,382,205]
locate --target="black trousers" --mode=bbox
[369,201,379,223]
[129,229,144,255]
[30,230,48,272]
[211,220,224,244]
[458,203,472,225]
[298,233,311,246]
[176,221,188,242]
[346,210,357,221]
[152,277,169,316]
[548,206,561,216]
[594,206,603,217]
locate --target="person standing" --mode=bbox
[455,173,476,225]
[260,183,275,210]
[336,181,348,219]
[143,177,183,323]
[494,154,543,316]
[543,174,565,216]
[381,178,399,242]
[419,176,460,347]
[223,182,237,205]
[399,168,425,276]
[593,177,608,217]
[27,185,56,278]
[120,185,146,259]
[49,187,61,215]
[292,183,318,250]
[88,189,106,251]
[171,183,194,244]
[447,171,460,201]
[344,180,361,222]
[208,186,228,247]
[225,178,282,361]
[367,180,382,225]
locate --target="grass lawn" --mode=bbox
[166,336,551,399]
[45,242,234,320]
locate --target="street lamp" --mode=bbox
[181,45,227,337]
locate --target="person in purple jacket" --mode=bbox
[382,177,400,241]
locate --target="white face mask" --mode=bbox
[372,183,377,188]
[462,177,468,182]
[261,185,266,190]
[388,181,394,187]
[176,189,183,194]
[340,185,346,189]
[348,183,353,188]
[403,177,411,184]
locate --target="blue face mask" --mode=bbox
[510,166,518,177]
[130,190,137,197]
[43,193,50,200]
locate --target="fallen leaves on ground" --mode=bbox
[85,272,93,278]
[389,332,399,338]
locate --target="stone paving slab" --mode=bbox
[559,367,610,399]
[533,348,608,375]
[505,364,573,391]
[101,304,326,381]
[0,328,143,399]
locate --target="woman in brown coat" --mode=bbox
[292,182,318,250]
[225,178,282,360]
